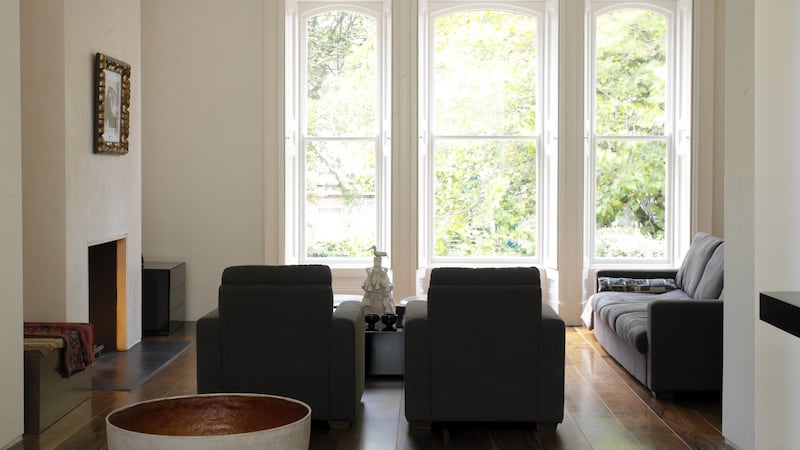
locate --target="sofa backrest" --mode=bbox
[676,233,724,298]
[693,242,724,299]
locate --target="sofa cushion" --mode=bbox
[693,243,724,299]
[598,277,678,293]
[676,233,723,298]
[592,289,692,353]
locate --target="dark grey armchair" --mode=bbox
[403,267,565,428]
[196,265,364,425]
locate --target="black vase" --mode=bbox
[364,314,380,332]
[381,313,398,332]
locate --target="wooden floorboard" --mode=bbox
[10,323,731,449]
[574,327,730,450]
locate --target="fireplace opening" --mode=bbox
[88,238,126,352]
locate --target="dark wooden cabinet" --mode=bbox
[142,261,186,336]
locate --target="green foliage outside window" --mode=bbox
[304,11,378,258]
[301,8,673,259]
[434,140,537,257]
[594,9,669,258]
[432,10,538,258]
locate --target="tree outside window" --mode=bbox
[593,8,670,259]
[303,10,381,258]
[430,9,540,259]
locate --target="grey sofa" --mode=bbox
[404,267,565,427]
[196,265,364,424]
[588,232,724,397]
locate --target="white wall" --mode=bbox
[721,1,800,448]
[0,0,25,445]
[22,0,143,348]
[21,0,67,321]
[141,0,267,320]
[721,0,756,447]
[753,0,800,447]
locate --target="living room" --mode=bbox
[0,0,794,448]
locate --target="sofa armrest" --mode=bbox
[403,300,431,422]
[647,299,723,393]
[538,305,565,424]
[329,300,365,422]
[196,308,221,393]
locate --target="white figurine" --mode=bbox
[361,246,395,315]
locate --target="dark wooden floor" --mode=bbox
[10,323,731,449]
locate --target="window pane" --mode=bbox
[595,140,666,258]
[433,10,537,136]
[595,9,667,136]
[306,11,377,137]
[305,140,376,257]
[433,140,537,257]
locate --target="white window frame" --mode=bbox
[419,1,553,268]
[585,0,692,268]
[285,1,392,268]
[278,0,707,304]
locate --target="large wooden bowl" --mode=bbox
[106,393,311,449]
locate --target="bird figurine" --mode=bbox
[362,246,395,316]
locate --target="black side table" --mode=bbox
[142,261,186,336]
[365,329,403,376]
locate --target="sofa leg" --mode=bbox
[328,420,351,429]
[652,391,674,400]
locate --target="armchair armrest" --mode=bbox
[403,300,431,422]
[538,305,565,424]
[647,299,723,393]
[329,300,365,421]
[196,308,221,393]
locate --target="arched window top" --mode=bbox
[300,3,383,21]
[428,1,543,20]
[593,2,673,19]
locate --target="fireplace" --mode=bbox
[88,238,127,352]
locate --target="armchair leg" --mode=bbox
[409,421,432,430]
[327,420,351,429]
[652,391,674,400]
